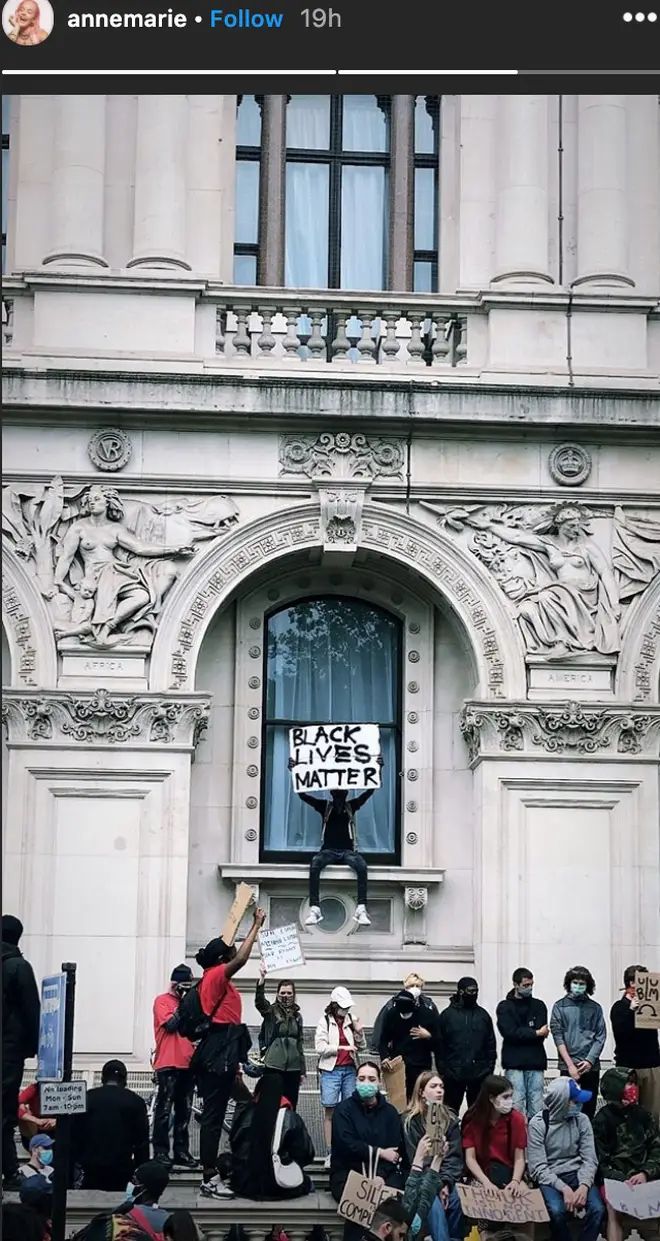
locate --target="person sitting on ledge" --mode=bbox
[289,755,384,928]
[593,1067,660,1241]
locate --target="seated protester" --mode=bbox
[461,1075,527,1194]
[593,1067,660,1241]
[20,1134,54,1182]
[18,1083,56,1149]
[163,1212,204,1241]
[330,1061,407,1207]
[19,1175,52,1241]
[362,1196,412,1241]
[228,1070,314,1200]
[527,1077,606,1241]
[255,964,306,1110]
[380,990,441,1104]
[403,1071,465,1241]
[71,1059,149,1193]
[404,1134,459,1241]
[70,1160,171,1241]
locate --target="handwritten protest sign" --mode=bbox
[604,1179,660,1219]
[258,923,305,973]
[426,1099,450,1155]
[634,971,660,1029]
[457,1185,549,1224]
[289,723,381,793]
[337,1171,400,1229]
[221,882,255,946]
[382,1057,407,1113]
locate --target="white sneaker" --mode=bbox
[200,1175,234,1199]
[305,905,323,926]
[323,1153,331,1169]
[354,904,371,926]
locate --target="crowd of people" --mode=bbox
[3,901,660,1241]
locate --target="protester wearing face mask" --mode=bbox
[496,968,549,1119]
[315,986,366,1167]
[330,1061,407,1232]
[152,964,197,1169]
[115,1160,171,1237]
[372,974,440,1057]
[255,965,306,1110]
[436,979,496,1115]
[550,967,606,1120]
[380,988,441,1104]
[593,1068,660,1241]
[611,965,660,1121]
[528,1077,605,1241]
[20,1134,54,1183]
[403,1071,465,1241]
[461,1075,527,1201]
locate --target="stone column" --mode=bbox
[492,94,553,287]
[258,95,286,286]
[42,95,108,269]
[388,95,414,291]
[457,94,497,290]
[573,95,634,290]
[128,95,190,271]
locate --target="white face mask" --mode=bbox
[409,986,422,1000]
[493,1096,514,1114]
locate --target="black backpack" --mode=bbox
[177,979,222,1042]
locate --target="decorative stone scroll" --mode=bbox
[279,432,405,480]
[460,701,660,761]
[403,886,429,946]
[319,486,366,551]
[2,688,211,747]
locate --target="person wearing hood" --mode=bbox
[330,1061,407,1223]
[527,1076,605,1241]
[550,966,606,1120]
[315,985,366,1166]
[436,979,496,1114]
[610,964,660,1121]
[255,965,306,1110]
[372,974,440,1058]
[593,1067,660,1241]
[380,988,441,1104]
[403,1071,465,1241]
[152,964,197,1169]
[496,967,549,1119]
[227,1069,314,1200]
[2,914,41,1191]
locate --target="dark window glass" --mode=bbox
[2,96,9,275]
[413,96,439,293]
[234,94,261,281]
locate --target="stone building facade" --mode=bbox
[2,93,659,1069]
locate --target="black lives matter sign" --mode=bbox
[289,724,381,792]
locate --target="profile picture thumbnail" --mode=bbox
[3,0,53,44]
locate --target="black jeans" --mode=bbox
[443,1074,487,1114]
[262,1067,302,1111]
[81,1163,133,1192]
[197,1068,235,1177]
[152,1068,194,1158]
[559,1068,600,1120]
[2,1059,24,1182]
[309,849,368,906]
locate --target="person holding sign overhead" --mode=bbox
[255,965,306,1110]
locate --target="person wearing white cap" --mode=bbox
[315,986,366,1167]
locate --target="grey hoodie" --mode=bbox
[549,994,606,1069]
[527,1077,598,1192]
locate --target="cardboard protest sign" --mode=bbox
[604,1179,660,1219]
[457,1185,549,1224]
[426,1099,450,1155]
[634,971,660,1029]
[221,882,255,946]
[337,1171,400,1229]
[289,723,381,793]
[258,923,305,973]
[382,1057,407,1113]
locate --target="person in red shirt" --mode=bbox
[152,964,197,1169]
[17,1083,56,1149]
[194,906,266,1200]
[461,1074,527,1200]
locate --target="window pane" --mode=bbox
[343,95,389,153]
[286,96,330,149]
[285,162,329,287]
[236,94,261,146]
[233,253,257,284]
[235,160,259,245]
[341,166,386,290]
[414,167,436,251]
[414,260,434,293]
[415,96,436,154]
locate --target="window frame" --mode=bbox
[259,592,403,865]
[2,108,10,275]
[234,94,262,284]
[413,96,440,293]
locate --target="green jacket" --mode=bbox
[255,981,305,1074]
[402,1165,443,1232]
[593,1067,660,1183]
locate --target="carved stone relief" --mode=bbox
[2,578,38,686]
[279,432,404,480]
[88,429,133,473]
[2,688,210,747]
[548,444,592,487]
[2,479,239,651]
[460,701,660,761]
[318,487,366,550]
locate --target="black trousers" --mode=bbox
[405,1061,430,1103]
[81,1163,133,1192]
[197,1068,235,1176]
[559,1068,600,1120]
[262,1067,302,1111]
[442,1074,488,1114]
[2,1059,24,1182]
[309,849,368,906]
[152,1067,194,1158]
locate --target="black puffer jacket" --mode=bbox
[436,996,496,1082]
[496,990,548,1071]
[229,1098,314,1199]
[2,942,40,1064]
[330,1091,407,1200]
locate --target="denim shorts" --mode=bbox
[319,1064,357,1107]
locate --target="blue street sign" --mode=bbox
[37,973,67,1082]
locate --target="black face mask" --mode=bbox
[461,992,478,1008]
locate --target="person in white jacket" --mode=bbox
[315,985,366,1167]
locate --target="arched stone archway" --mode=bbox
[2,546,57,688]
[150,502,526,698]
[615,573,660,703]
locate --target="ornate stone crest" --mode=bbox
[548,444,592,487]
[319,487,365,551]
[460,700,660,761]
[2,688,210,747]
[279,432,404,480]
[88,429,133,472]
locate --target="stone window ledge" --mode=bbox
[218,863,445,887]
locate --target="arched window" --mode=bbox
[262,596,401,860]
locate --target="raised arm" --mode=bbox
[255,966,272,1017]
[224,908,266,980]
[486,519,547,553]
[115,528,194,559]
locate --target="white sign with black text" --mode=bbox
[289,723,381,793]
[258,924,305,973]
[40,1080,87,1116]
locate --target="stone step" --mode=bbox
[168,1160,331,1191]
